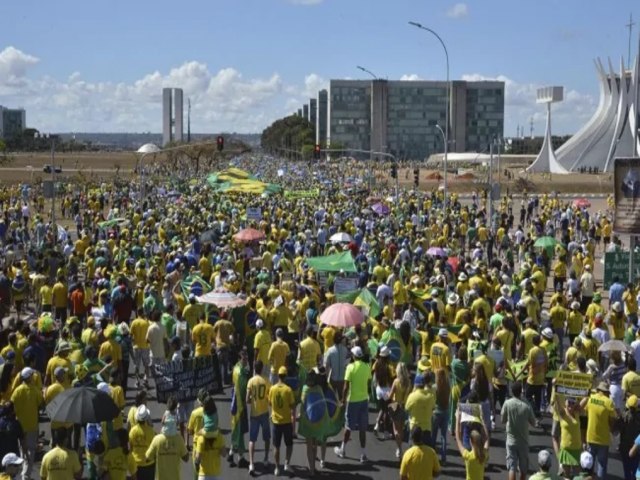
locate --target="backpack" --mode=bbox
[86,423,102,452]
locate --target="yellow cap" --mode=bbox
[278,366,288,376]
[627,395,638,409]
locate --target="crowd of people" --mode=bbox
[0,154,633,480]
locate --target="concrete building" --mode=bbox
[316,89,328,146]
[328,79,505,160]
[309,98,317,127]
[0,106,26,141]
[297,108,303,117]
[162,88,184,146]
[302,104,309,122]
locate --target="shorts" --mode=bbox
[346,400,369,433]
[376,386,391,401]
[133,348,151,368]
[249,413,271,442]
[272,423,293,448]
[506,443,529,474]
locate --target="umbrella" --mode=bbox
[199,229,218,243]
[426,247,446,257]
[320,303,364,328]
[534,236,557,249]
[371,203,390,215]
[447,256,460,273]
[330,232,353,244]
[46,387,120,424]
[598,339,630,353]
[198,288,247,309]
[233,228,265,243]
[573,198,591,209]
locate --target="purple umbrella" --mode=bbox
[426,247,446,257]
[372,203,390,215]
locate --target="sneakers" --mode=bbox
[283,463,291,472]
[248,464,255,476]
[334,446,345,458]
[319,460,326,470]
[359,453,368,464]
[274,466,280,476]
[395,448,401,459]
[373,424,380,438]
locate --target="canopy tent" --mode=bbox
[206,168,282,195]
[306,251,357,273]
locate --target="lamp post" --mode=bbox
[409,21,450,212]
[357,65,379,191]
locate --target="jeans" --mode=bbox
[21,430,37,480]
[431,409,449,461]
[526,383,544,418]
[621,447,639,480]
[588,443,609,479]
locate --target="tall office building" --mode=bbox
[0,106,26,140]
[316,90,328,146]
[309,99,317,127]
[328,79,504,160]
[302,104,309,122]
[162,88,184,146]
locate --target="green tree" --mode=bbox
[261,115,315,159]
[0,139,11,166]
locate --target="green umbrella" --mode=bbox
[534,236,556,249]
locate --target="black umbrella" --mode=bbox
[45,387,120,424]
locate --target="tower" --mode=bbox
[162,88,184,146]
[526,86,566,173]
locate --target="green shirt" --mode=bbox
[345,360,371,403]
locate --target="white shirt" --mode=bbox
[632,339,640,372]
[592,327,610,346]
[580,273,595,297]
[376,284,392,307]
[146,322,167,358]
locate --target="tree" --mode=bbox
[261,115,315,158]
[0,139,12,166]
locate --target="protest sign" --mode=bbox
[458,403,482,424]
[246,207,262,221]
[333,276,359,294]
[152,355,222,403]
[555,370,593,398]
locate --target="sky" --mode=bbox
[1,0,639,136]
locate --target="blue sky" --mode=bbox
[0,0,638,135]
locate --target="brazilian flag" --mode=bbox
[180,273,211,299]
[323,385,344,438]
[230,363,249,453]
[380,327,405,363]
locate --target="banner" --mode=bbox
[506,359,528,381]
[246,207,262,221]
[152,356,222,403]
[614,157,640,234]
[458,403,482,424]
[603,251,640,288]
[555,370,593,398]
[333,276,359,294]
[284,188,320,199]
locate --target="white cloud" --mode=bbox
[400,74,423,81]
[461,73,597,136]
[446,3,468,19]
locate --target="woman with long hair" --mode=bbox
[388,362,411,458]
[449,346,471,432]
[432,368,451,464]
[372,346,393,439]
[553,393,582,478]
[470,362,492,434]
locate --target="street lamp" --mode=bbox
[136,143,161,204]
[409,21,450,211]
[356,65,377,79]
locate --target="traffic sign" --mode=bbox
[603,251,640,288]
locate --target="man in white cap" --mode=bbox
[528,449,559,480]
[129,405,156,480]
[430,329,451,370]
[335,346,371,463]
[1,453,23,480]
[10,368,42,480]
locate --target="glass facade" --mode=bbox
[465,85,504,152]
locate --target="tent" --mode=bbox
[306,251,357,273]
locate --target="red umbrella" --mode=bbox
[233,228,265,243]
[447,256,460,273]
[573,198,591,209]
[320,303,364,328]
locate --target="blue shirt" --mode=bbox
[609,282,624,304]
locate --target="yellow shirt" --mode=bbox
[195,432,226,476]
[44,382,72,430]
[40,285,53,305]
[299,337,321,372]
[11,383,42,432]
[188,406,205,435]
[247,375,271,417]
[40,446,82,480]
[268,340,290,372]
[268,382,295,424]
[129,423,155,467]
[99,339,122,364]
[110,385,126,430]
[45,355,73,387]
[145,433,188,480]
[567,311,583,335]
[103,447,137,480]
[321,326,336,351]
[405,388,435,431]
[585,392,616,445]
[52,282,68,308]
[462,448,485,480]
[130,318,150,349]
[429,341,450,370]
[192,323,215,357]
[526,346,547,386]
[212,319,234,348]
[182,304,203,330]
[559,414,581,451]
[253,329,272,366]
[400,445,440,480]
[622,371,640,397]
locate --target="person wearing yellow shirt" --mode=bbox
[268,366,296,475]
[212,315,235,382]
[622,358,640,397]
[567,301,584,345]
[45,342,73,387]
[51,275,68,322]
[99,326,123,374]
[455,418,489,480]
[191,315,215,357]
[40,429,82,480]
[40,283,53,312]
[393,278,408,316]
[130,314,151,388]
[194,415,228,480]
[246,360,272,475]
[129,405,156,480]
[268,329,290,384]
[404,373,436,444]
[399,427,441,480]
[182,296,203,331]
[608,302,626,340]
[552,257,567,292]
[320,325,336,351]
[525,335,548,420]
[429,329,451,370]
[11,367,43,480]
[623,284,639,325]
[44,367,72,441]
[253,320,272,374]
[518,319,538,359]
[298,326,322,372]
[579,382,617,479]
[144,425,189,480]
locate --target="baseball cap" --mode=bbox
[53,366,66,378]
[1,453,23,468]
[97,382,111,394]
[537,449,552,468]
[580,451,594,470]
[350,346,363,358]
[256,319,264,329]
[20,367,35,380]
[414,374,425,386]
[438,328,448,338]
[541,328,554,339]
[136,405,151,422]
[278,366,288,376]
